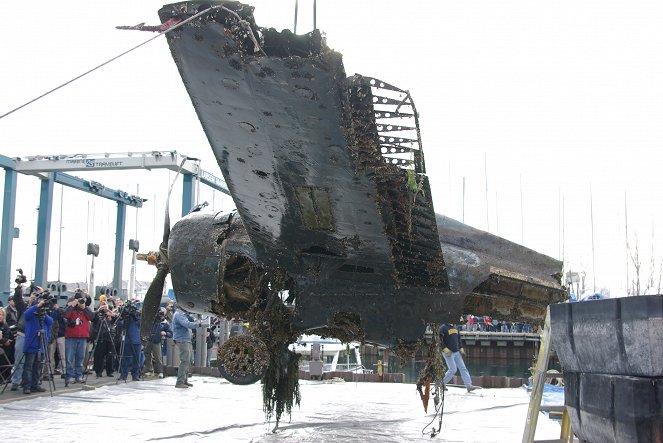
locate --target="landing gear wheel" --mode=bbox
[218,334,269,385]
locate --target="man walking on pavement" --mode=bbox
[172,304,202,388]
[440,322,479,393]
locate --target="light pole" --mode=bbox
[128,239,139,300]
[87,243,99,296]
[57,186,64,283]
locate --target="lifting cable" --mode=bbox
[0,4,233,121]
[421,383,445,438]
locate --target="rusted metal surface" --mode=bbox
[160,1,565,348]
[436,214,565,324]
[156,2,568,427]
[168,210,263,317]
[160,1,456,347]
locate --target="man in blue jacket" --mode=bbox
[22,295,54,394]
[172,305,202,388]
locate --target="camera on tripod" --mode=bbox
[119,300,138,320]
[97,306,111,319]
[15,268,27,285]
[37,291,55,317]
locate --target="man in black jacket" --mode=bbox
[5,298,18,328]
[91,306,117,378]
[0,308,14,381]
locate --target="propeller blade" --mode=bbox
[139,158,184,342]
[140,266,169,343]
[161,200,171,248]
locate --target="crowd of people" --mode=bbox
[462,314,534,333]
[0,280,219,394]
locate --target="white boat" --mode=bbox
[289,335,373,374]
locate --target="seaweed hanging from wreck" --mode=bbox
[246,284,301,428]
[261,346,301,429]
[415,325,446,410]
[312,311,366,344]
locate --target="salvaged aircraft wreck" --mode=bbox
[136,1,565,426]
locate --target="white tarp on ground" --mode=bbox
[0,377,561,442]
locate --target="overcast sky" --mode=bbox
[1,0,662,296]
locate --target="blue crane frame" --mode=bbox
[0,153,229,304]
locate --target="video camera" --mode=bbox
[15,268,27,285]
[119,300,138,320]
[39,290,54,302]
[37,290,56,317]
[96,305,114,320]
[4,324,17,341]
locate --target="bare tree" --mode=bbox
[627,234,641,296]
[645,239,656,294]
[645,224,663,295]
[628,230,663,296]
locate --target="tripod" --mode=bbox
[37,319,56,395]
[82,315,118,384]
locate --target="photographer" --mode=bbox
[143,308,172,378]
[0,308,14,381]
[91,305,117,378]
[5,298,18,328]
[116,300,142,381]
[9,273,37,391]
[21,295,53,394]
[64,292,93,385]
[48,302,66,375]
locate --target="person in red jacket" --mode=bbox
[64,292,93,385]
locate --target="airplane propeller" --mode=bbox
[138,204,171,343]
[138,160,187,343]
